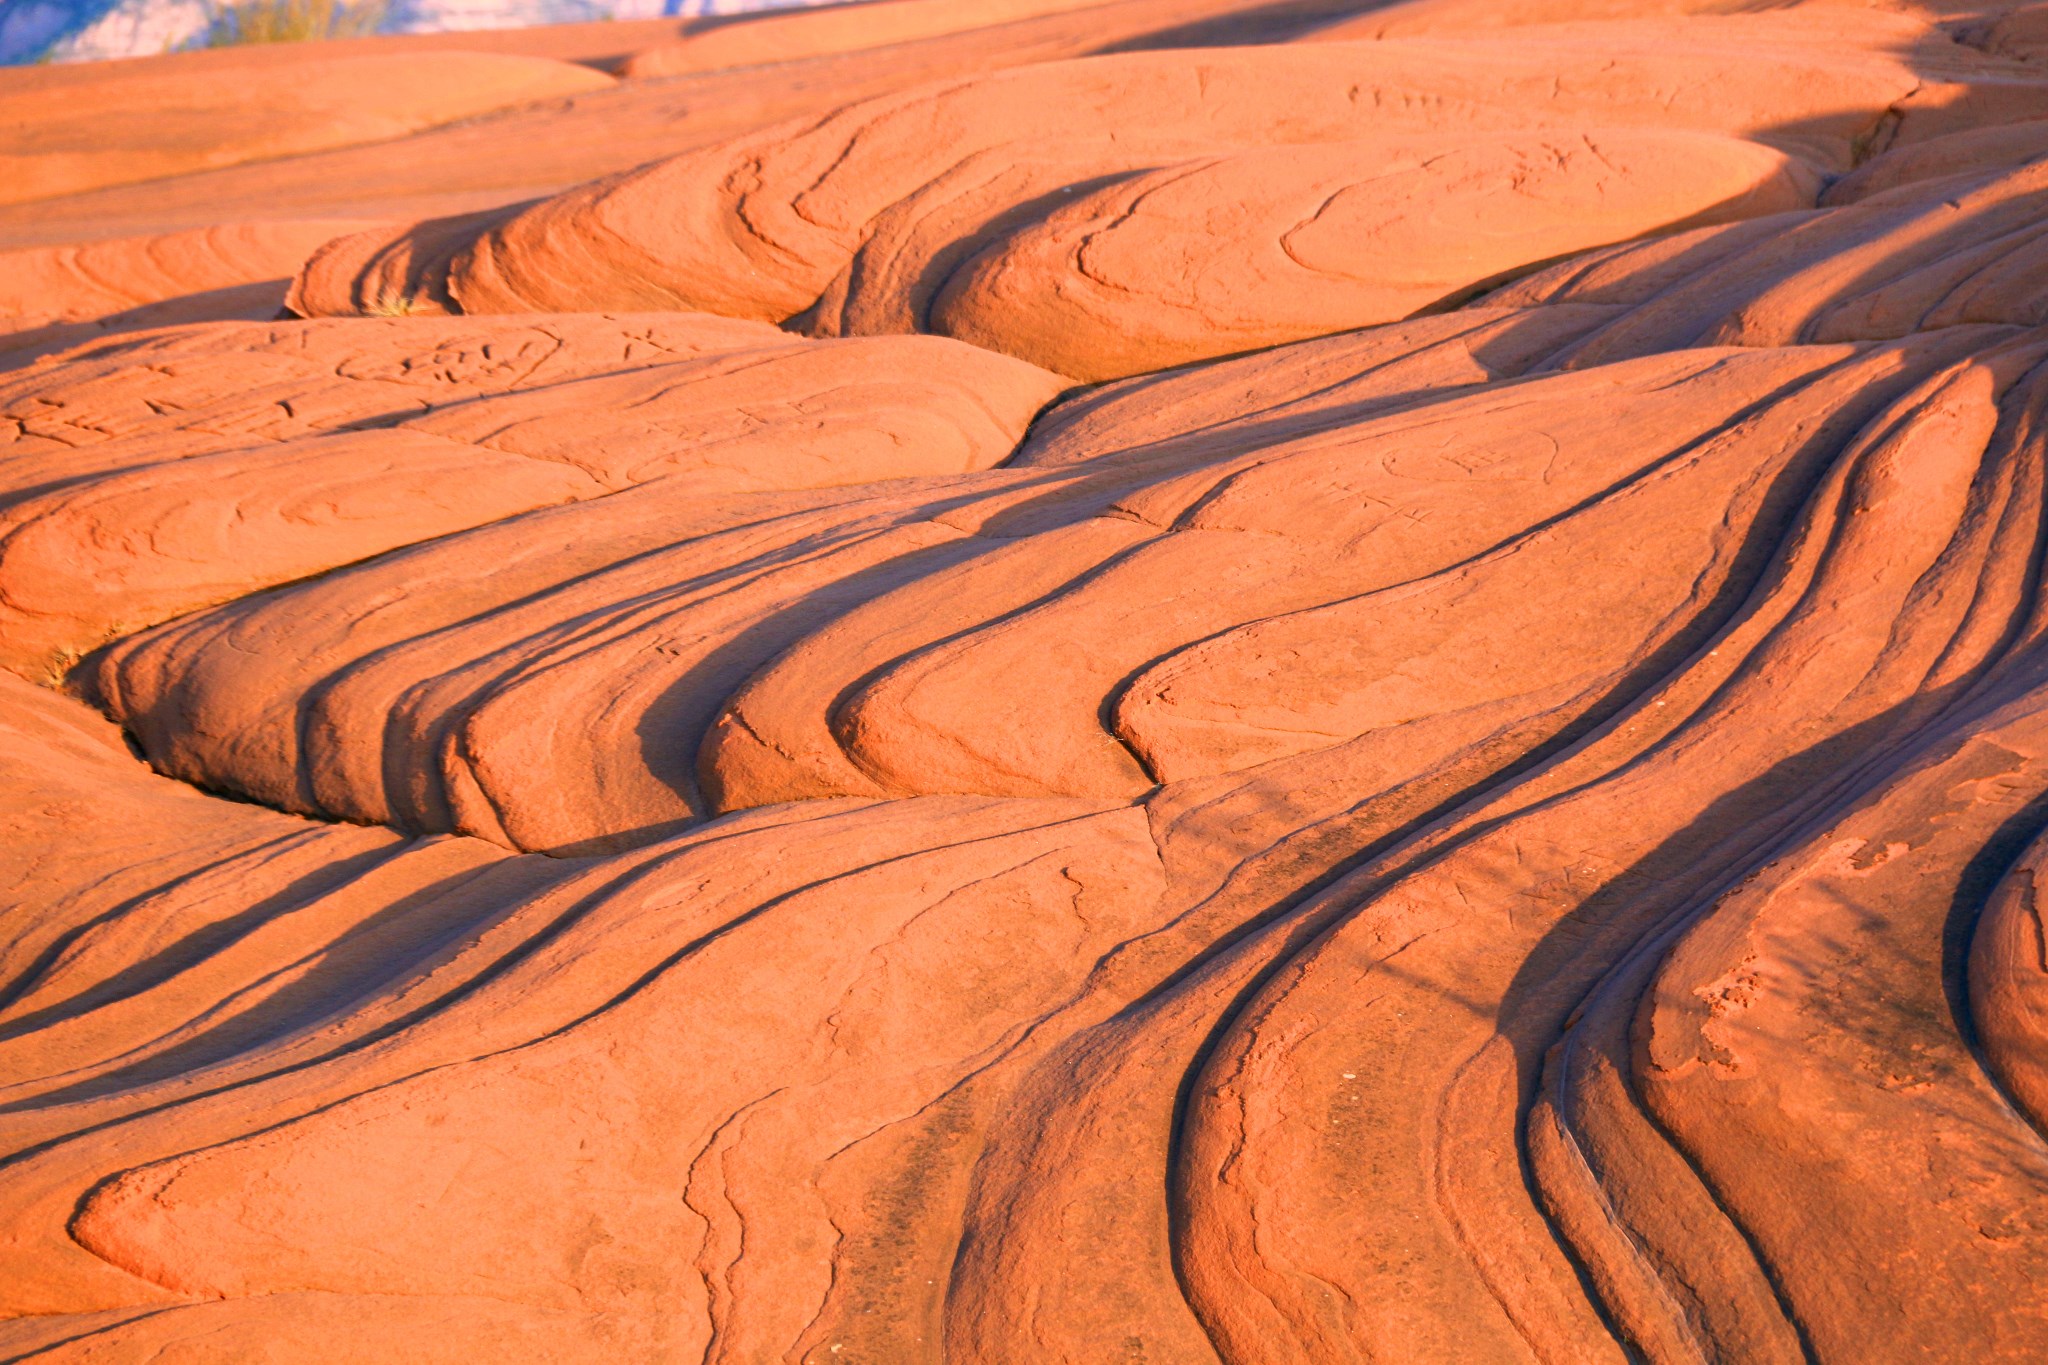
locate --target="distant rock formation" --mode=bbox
[0,0,840,66]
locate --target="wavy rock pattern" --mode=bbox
[290,14,2048,356]
[0,222,380,367]
[11,2,2048,1362]
[0,316,1059,675]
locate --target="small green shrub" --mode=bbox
[203,0,389,47]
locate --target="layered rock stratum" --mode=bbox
[8,0,2048,1360]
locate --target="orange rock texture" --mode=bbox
[9,1,2048,1360]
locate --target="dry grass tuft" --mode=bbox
[204,0,388,47]
[362,287,432,317]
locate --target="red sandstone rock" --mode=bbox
[928,128,1819,379]
[1316,0,1951,40]
[0,0,1380,257]
[0,221,379,368]
[0,51,614,208]
[1481,157,2048,364]
[619,0,1117,77]
[11,5,2048,1362]
[1972,824,2048,1133]
[0,318,1060,675]
[0,224,369,326]
[292,23,2023,329]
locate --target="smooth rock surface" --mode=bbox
[0,49,614,206]
[11,3,2048,1362]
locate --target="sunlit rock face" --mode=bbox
[11,1,2048,1360]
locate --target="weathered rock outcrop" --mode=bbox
[0,222,379,366]
[0,49,614,206]
[10,3,2048,1362]
[927,129,1817,379]
[0,315,1059,675]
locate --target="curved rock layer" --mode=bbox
[0,314,1061,677]
[0,223,378,328]
[11,4,2048,1363]
[0,221,379,369]
[619,0,1122,78]
[290,14,2048,374]
[0,50,616,208]
[927,128,1818,379]
[0,0,1389,258]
